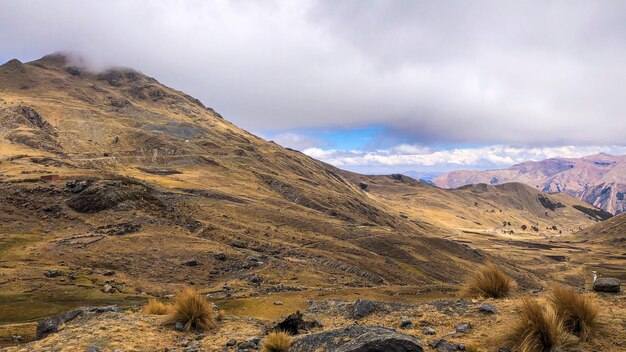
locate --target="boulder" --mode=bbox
[291,326,424,352]
[429,339,464,352]
[400,316,413,329]
[352,299,375,319]
[593,278,621,292]
[181,259,199,266]
[271,311,321,335]
[44,269,63,278]
[36,309,83,339]
[456,323,471,333]
[478,303,498,314]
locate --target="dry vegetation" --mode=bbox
[548,285,601,341]
[261,331,291,352]
[163,288,215,332]
[500,297,573,352]
[463,263,514,299]
[142,299,172,315]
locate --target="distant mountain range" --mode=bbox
[433,153,626,214]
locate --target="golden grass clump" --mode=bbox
[261,331,292,352]
[164,288,216,331]
[463,263,514,298]
[548,285,600,341]
[501,297,572,352]
[217,309,226,321]
[142,299,172,315]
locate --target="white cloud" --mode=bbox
[1,1,626,145]
[266,132,326,150]
[303,145,626,173]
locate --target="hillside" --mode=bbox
[577,213,626,248]
[433,153,626,214]
[1,54,624,350]
[0,54,487,323]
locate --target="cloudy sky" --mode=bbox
[2,1,626,176]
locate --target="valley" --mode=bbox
[0,55,624,351]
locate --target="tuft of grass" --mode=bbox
[261,331,291,352]
[142,299,172,315]
[463,263,514,298]
[548,285,600,341]
[217,309,226,321]
[501,297,573,352]
[163,288,216,331]
[464,345,481,352]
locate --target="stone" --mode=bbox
[351,299,375,319]
[91,306,123,313]
[429,339,464,352]
[273,301,284,305]
[291,326,424,352]
[478,303,498,314]
[182,259,199,266]
[400,316,413,329]
[456,323,471,333]
[44,269,63,278]
[196,333,206,340]
[226,338,237,346]
[237,338,259,351]
[175,322,185,331]
[103,270,116,276]
[86,345,100,352]
[423,327,436,335]
[593,278,621,292]
[36,309,83,339]
[102,284,116,294]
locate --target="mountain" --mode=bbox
[433,153,626,214]
[1,54,492,321]
[1,54,621,348]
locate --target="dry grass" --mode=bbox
[217,309,226,321]
[142,299,172,315]
[548,285,601,341]
[463,263,514,298]
[163,288,216,331]
[500,297,573,352]
[261,331,291,352]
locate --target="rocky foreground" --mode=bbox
[4,292,625,352]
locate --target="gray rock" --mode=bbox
[175,322,185,331]
[86,345,100,352]
[291,326,424,352]
[44,269,64,278]
[429,339,464,352]
[593,278,621,292]
[479,303,498,314]
[352,299,375,319]
[456,323,471,333]
[273,301,284,305]
[236,338,259,351]
[103,270,116,276]
[182,259,199,266]
[91,305,123,313]
[226,339,237,346]
[36,310,83,339]
[400,316,413,329]
[196,333,206,340]
[423,327,436,335]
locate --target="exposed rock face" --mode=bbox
[433,153,626,214]
[351,299,376,319]
[36,310,83,339]
[291,326,424,352]
[593,278,621,292]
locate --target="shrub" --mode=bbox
[463,263,514,298]
[142,299,172,315]
[501,297,572,352]
[164,288,216,331]
[261,331,291,352]
[548,285,600,341]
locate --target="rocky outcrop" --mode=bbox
[36,310,83,339]
[291,326,424,352]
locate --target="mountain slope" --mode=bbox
[340,173,605,235]
[433,153,626,214]
[576,213,626,248]
[1,54,493,324]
